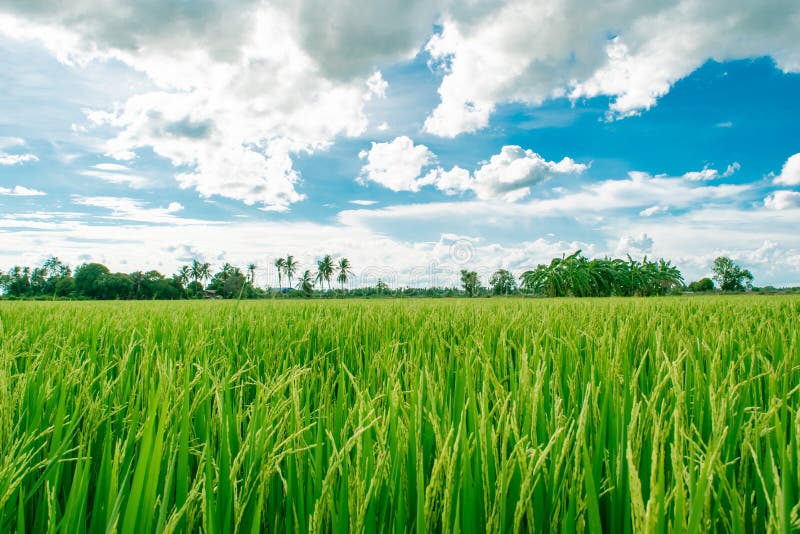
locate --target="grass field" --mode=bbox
[1,297,798,533]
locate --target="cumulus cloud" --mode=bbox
[359,141,587,200]
[357,136,437,192]
[774,153,800,186]
[467,147,587,201]
[0,138,38,165]
[764,190,800,210]
[0,186,46,196]
[426,166,472,196]
[2,0,799,188]
[616,232,654,255]
[424,0,800,135]
[0,3,399,210]
[682,162,739,181]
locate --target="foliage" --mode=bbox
[207,263,259,299]
[687,277,715,292]
[297,269,315,296]
[489,269,517,295]
[520,250,684,297]
[712,256,754,291]
[274,258,286,290]
[459,269,481,297]
[316,255,334,290]
[1,297,798,532]
[337,257,352,292]
[284,255,298,289]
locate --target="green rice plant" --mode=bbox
[0,296,798,532]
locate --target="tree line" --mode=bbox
[0,251,758,300]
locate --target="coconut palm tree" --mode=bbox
[284,255,298,290]
[177,265,191,286]
[336,257,352,293]
[199,262,212,287]
[297,269,314,296]
[247,263,257,285]
[274,257,286,290]
[316,254,334,291]
[190,259,202,285]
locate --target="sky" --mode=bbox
[1,0,800,288]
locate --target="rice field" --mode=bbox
[1,296,798,533]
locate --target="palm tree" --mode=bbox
[190,259,202,286]
[284,255,298,290]
[199,262,212,287]
[316,254,334,291]
[274,257,286,290]
[247,263,257,285]
[336,257,352,293]
[297,269,314,296]
[177,265,191,286]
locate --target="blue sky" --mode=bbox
[1,1,800,287]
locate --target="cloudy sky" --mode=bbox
[1,0,800,287]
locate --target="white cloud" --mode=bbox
[71,196,189,224]
[616,232,654,255]
[80,163,150,188]
[764,190,800,210]
[774,153,800,186]
[0,153,38,165]
[357,136,437,192]
[427,166,472,196]
[0,137,36,165]
[365,71,388,100]
[682,162,739,181]
[359,141,587,200]
[336,171,800,286]
[640,205,669,217]
[0,137,25,149]
[3,1,799,178]
[349,199,378,206]
[468,146,587,201]
[425,1,800,136]
[0,5,399,210]
[0,185,46,196]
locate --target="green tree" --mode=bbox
[190,259,202,286]
[96,272,134,300]
[274,258,286,291]
[74,263,111,298]
[521,251,683,297]
[337,257,352,293]
[177,265,191,286]
[297,270,314,296]
[0,266,31,297]
[207,263,247,298]
[316,255,334,291]
[460,270,481,297]
[284,256,298,290]
[54,276,75,297]
[712,257,753,291]
[199,262,212,286]
[376,279,389,295]
[39,257,71,296]
[489,269,517,295]
[247,263,257,286]
[688,277,715,292]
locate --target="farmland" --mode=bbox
[1,297,799,532]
